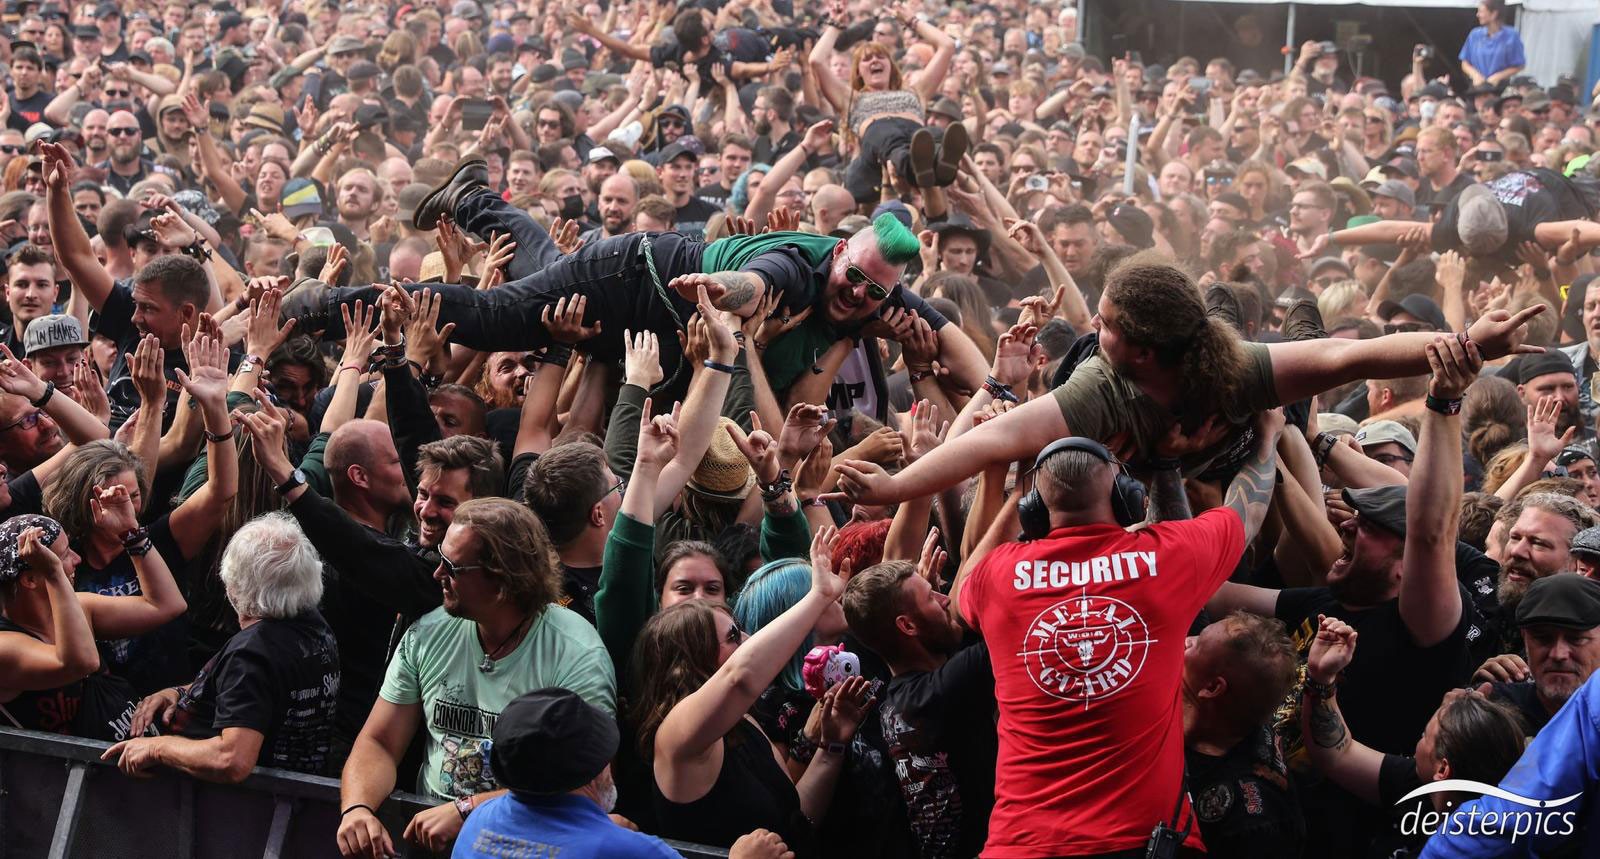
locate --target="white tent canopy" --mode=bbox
[1168,0,1593,85]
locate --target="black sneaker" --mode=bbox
[1281,298,1328,341]
[909,128,937,188]
[278,276,333,334]
[934,121,968,186]
[1204,282,1245,335]
[412,159,491,231]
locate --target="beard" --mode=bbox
[1536,662,1586,707]
[755,118,772,137]
[1556,401,1586,438]
[1496,560,1538,615]
[111,144,139,166]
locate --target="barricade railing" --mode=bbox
[0,727,728,858]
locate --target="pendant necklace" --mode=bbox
[477,614,531,674]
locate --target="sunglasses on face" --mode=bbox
[103,88,131,98]
[536,118,560,129]
[846,264,892,301]
[107,127,139,137]
[659,118,685,129]
[0,145,21,154]
[1382,321,1435,335]
[438,552,485,580]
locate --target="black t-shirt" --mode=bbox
[7,88,50,131]
[2,469,44,518]
[878,641,997,859]
[674,196,723,240]
[169,610,340,776]
[73,514,192,696]
[1373,753,1428,858]
[1185,725,1306,859]
[1417,171,1475,209]
[94,281,194,432]
[559,563,599,625]
[1488,680,1551,734]
[753,129,802,166]
[696,182,732,209]
[649,27,770,81]
[1433,168,1594,261]
[1274,586,1476,756]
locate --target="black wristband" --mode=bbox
[983,375,1018,403]
[703,359,738,374]
[122,527,152,556]
[1304,678,1337,699]
[1425,394,1463,416]
[340,804,376,818]
[29,381,54,409]
[204,426,235,443]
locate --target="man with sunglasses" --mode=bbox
[337,498,614,859]
[96,110,154,197]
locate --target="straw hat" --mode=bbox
[688,418,755,498]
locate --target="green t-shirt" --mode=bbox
[378,604,617,800]
[1050,342,1279,475]
[700,230,840,275]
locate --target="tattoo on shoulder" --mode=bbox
[709,272,760,311]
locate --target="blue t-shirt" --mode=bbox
[452,793,679,859]
[1459,25,1525,78]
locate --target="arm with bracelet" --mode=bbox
[167,332,240,560]
[1299,615,1383,804]
[649,304,738,518]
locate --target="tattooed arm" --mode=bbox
[1145,464,1192,524]
[1301,615,1384,804]
[1223,409,1285,544]
[707,271,763,314]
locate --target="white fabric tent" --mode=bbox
[1169,0,1596,86]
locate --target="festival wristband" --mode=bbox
[703,359,738,374]
[1425,395,1462,416]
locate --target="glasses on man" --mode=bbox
[697,166,719,176]
[438,552,486,580]
[659,117,685,130]
[603,476,627,499]
[536,118,561,129]
[1382,321,1435,335]
[0,145,21,155]
[1288,201,1327,211]
[107,127,140,137]
[0,409,44,433]
[1368,452,1414,467]
[845,263,892,301]
[103,88,131,99]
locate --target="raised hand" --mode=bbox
[0,343,48,401]
[1017,284,1068,329]
[148,211,199,251]
[91,482,140,534]
[696,285,738,362]
[817,674,874,746]
[479,232,517,290]
[128,334,166,410]
[1306,614,1357,684]
[175,330,229,407]
[405,289,456,370]
[822,458,894,505]
[916,527,948,588]
[635,397,682,470]
[990,323,1044,389]
[540,295,602,344]
[726,412,782,485]
[71,359,111,426]
[667,272,726,306]
[245,288,297,358]
[340,301,380,372]
[755,302,812,350]
[238,386,290,469]
[550,218,586,256]
[16,526,62,576]
[796,437,834,499]
[623,329,663,389]
[1466,305,1548,359]
[903,399,947,463]
[808,523,849,599]
[726,215,760,236]
[38,141,75,190]
[854,425,906,464]
[776,402,836,467]
[319,242,349,285]
[1526,394,1575,464]
[766,206,800,233]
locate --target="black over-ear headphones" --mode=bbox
[1017,437,1149,539]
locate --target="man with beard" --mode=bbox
[1474,574,1600,734]
[334,499,614,858]
[1517,349,1594,442]
[580,147,619,203]
[1496,493,1600,621]
[96,110,155,197]
[0,244,58,355]
[655,143,719,240]
[752,85,801,165]
[843,560,996,859]
[335,168,382,242]
[578,174,637,246]
[1208,336,1482,855]
[257,422,502,756]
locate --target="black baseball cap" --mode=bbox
[489,689,618,795]
[1516,574,1600,629]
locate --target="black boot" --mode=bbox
[934,122,968,186]
[413,159,491,231]
[909,128,937,188]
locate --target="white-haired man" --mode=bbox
[102,513,341,781]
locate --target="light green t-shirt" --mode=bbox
[378,604,617,800]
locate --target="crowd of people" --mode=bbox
[1,0,1600,856]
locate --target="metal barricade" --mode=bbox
[0,727,727,859]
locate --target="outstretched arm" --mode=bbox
[1223,410,1284,545]
[1268,306,1542,404]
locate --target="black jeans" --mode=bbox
[320,194,698,367]
[843,116,933,204]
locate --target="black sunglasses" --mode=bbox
[1382,321,1435,335]
[438,552,485,580]
[107,127,140,137]
[846,264,892,301]
[0,145,21,154]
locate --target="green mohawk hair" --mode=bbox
[872,213,922,265]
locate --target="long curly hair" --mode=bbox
[629,599,734,759]
[1102,258,1248,418]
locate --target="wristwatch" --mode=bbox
[454,796,474,820]
[275,468,307,495]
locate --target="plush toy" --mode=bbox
[801,644,861,700]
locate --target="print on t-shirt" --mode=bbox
[431,690,500,795]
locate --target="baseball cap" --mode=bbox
[1357,420,1418,455]
[1318,412,1361,438]
[280,178,324,221]
[1371,179,1416,209]
[1516,348,1579,385]
[871,200,914,229]
[92,1,119,18]
[346,61,381,83]
[22,313,87,357]
[217,11,246,31]
[656,142,696,165]
[1515,574,1600,629]
[1376,294,1448,332]
[1107,204,1154,249]
[1456,184,1508,256]
[1309,256,1352,278]
[328,35,365,56]
[1286,157,1327,181]
[72,24,99,40]
[1341,484,1408,536]
[587,146,620,166]
[489,689,619,795]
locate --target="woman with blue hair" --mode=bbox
[734,558,847,694]
[727,162,772,216]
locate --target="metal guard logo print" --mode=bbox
[1020,592,1153,705]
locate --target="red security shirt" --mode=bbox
[960,509,1244,857]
